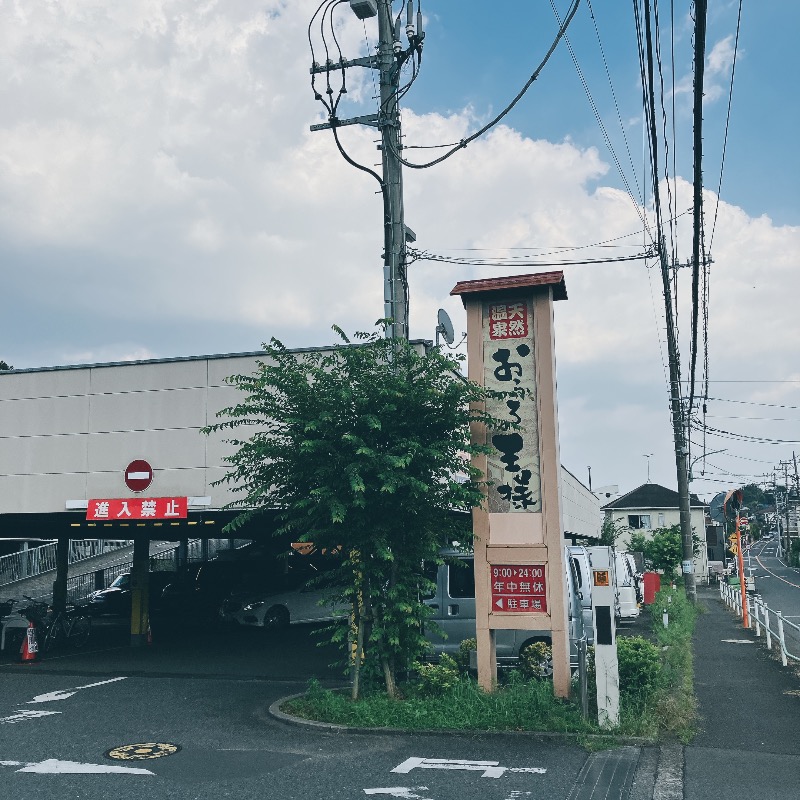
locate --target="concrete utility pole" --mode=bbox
[310,0,420,340]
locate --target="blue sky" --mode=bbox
[1,1,798,502]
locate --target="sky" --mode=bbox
[1,1,799,505]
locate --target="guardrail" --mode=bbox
[0,540,134,587]
[719,580,800,665]
[9,538,252,606]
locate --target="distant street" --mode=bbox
[744,536,800,657]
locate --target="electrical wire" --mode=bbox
[552,0,651,238]
[708,0,743,253]
[408,249,655,268]
[384,0,582,170]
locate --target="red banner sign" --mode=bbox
[490,564,548,613]
[86,497,188,521]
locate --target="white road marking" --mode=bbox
[0,761,35,767]
[27,676,128,704]
[16,758,153,775]
[391,757,546,779]
[721,639,754,644]
[0,710,62,725]
[364,788,432,799]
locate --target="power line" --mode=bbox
[385,0,582,170]
[408,249,654,268]
[708,0,743,253]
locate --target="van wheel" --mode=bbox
[519,640,554,679]
[263,606,289,631]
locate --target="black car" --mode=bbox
[85,571,175,617]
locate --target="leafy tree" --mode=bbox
[205,327,515,699]
[630,524,701,577]
[0,360,12,370]
[599,517,625,547]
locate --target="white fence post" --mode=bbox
[764,605,772,650]
[777,611,788,667]
[753,598,761,637]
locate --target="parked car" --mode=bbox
[219,584,348,629]
[85,571,176,617]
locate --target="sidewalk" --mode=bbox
[683,585,800,800]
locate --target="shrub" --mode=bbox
[414,654,460,694]
[454,638,477,673]
[518,641,553,679]
[617,636,661,699]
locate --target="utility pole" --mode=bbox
[309,0,422,340]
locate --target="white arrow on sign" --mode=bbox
[16,759,153,775]
[495,598,504,609]
[27,677,128,704]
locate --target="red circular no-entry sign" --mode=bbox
[124,460,153,492]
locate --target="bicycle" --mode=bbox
[20,595,92,653]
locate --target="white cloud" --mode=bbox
[0,1,796,498]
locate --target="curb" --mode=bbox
[267,692,658,746]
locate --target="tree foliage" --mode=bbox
[0,360,12,370]
[205,327,516,698]
[629,524,700,576]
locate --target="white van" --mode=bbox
[614,550,640,620]
[424,547,589,671]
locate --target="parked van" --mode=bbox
[567,545,594,642]
[614,550,640,620]
[424,547,588,671]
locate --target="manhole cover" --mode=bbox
[105,743,181,761]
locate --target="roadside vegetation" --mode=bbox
[285,587,698,741]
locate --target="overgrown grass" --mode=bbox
[647,587,699,742]
[284,588,698,741]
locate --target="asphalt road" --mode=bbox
[0,621,657,800]
[743,536,800,657]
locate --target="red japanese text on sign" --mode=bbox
[490,564,548,613]
[86,497,188,521]
[488,302,528,340]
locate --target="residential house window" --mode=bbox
[657,513,666,527]
[628,514,652,529]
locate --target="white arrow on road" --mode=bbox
[27,677,128,704]
[364,788,432,799]
[0,710,62,725]
[16,759,153,775]
[392,757,546,779]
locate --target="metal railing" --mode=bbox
[14,538,253,606]
[719,580,800,665]
[0,540,134,587]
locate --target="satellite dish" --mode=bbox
[709,492,726,524]
[436,308,455,346]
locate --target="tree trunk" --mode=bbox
[351,615,364,701]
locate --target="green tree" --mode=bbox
[599,516,625,547]
[631,524,701,577]
[205,327,515,699]
[0,360,12,370]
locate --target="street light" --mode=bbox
[643,454,653,483]
[688,449,727,482]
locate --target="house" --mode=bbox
[601,483,709,581]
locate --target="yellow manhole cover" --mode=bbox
[105,742,181,761]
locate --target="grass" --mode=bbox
[284,587,698,742]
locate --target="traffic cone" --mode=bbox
[18,621,40,663]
